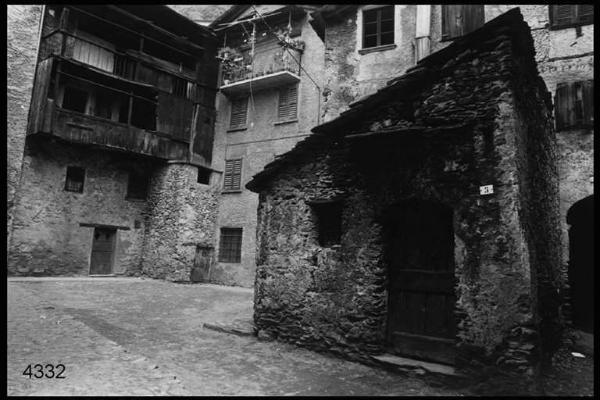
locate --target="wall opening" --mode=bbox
[382,199,456,365]
[310,200,343,247]
[566,195,594,333]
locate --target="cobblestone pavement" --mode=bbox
[7,278,467,396]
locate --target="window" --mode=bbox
[62,86,89,113]
[362,6,395,49]
[223,159,242,191]
[219,228,242,263]
[65,166,85,193]
[197,167,211,185]
[277,85,298,121]
[442,5,484,40]
[555,80,594,131]
[311,201,343,247]
[229,97,248,129]
[550,5,594,29]
[127,170,149,200]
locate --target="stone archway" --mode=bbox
[566,195,594,333]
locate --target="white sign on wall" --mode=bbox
[479,185,494,195]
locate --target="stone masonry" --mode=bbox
[247,9,561,389]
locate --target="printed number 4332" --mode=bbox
[23,364,66,379]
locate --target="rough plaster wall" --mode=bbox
[168,5,230,26]
[8,140,148,276]
[7,5,43,239]
[210,14,325,287]
[322,5,420,122]
[142,163,220,282]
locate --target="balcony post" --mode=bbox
[127,92,133,125]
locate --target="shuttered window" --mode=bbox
[230,97,248,129]
[550,5,594,29]
[362,6,395,48]
[223,159,242,191]
[278,85,298,121]
[555,80,594,131]
[442,5,484,40]
[218,228,242,263]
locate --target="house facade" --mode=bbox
[208,5,325,287]
[8,5,221,280]
[312,4,594,333]
[247,9,562,386]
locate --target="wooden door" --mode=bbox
[191,246,214,282]
[384,200,456,364]
[89,228,116,275]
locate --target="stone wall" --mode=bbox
[141,163,220,282]
[322,4,593,275]
[210,11,325,287]
[8,138,152,276]
[7,5,43,240]
[251,10,559,388]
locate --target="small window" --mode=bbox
[197,167,211,185]
[278,85,298,121]
[223,159,242,191]
[65,166,85,193]
[362,6,395,49]
[173,76,188,98]
[62,86,89,114]
[230,97,248,129]
[127,170,149,200]
[549,5,594,29]
[130,98,156,131]
[218,227,242,263]
[311,201,343,247]
[555,80,594,131]
[442,5,484,40]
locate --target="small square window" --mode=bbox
[549,5,594,29]
[127,170,149,200]
[198,167,211,185]
[311,201,343,247]
[218,227,242,263]
[65,166,85,193]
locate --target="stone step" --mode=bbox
[371,354,465,378]
[203,321,255,337]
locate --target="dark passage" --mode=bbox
[566,195,594,333]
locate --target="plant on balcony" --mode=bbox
[218,46,253,84]
[274,27,305,53]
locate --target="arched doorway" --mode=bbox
[566,195,594,333]
[382,199,456,365]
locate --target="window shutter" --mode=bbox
[230,97,248,128]
[552,5,575,27]
[582,80,594,127]
[224,159,242,190]
[554,83,573,131]
[463,5,484,35]
[442,5,464,39]
[278,85,298,121]
[577,5,594,24]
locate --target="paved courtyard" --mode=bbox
[7,278,466,396]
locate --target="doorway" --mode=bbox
[567,195,594,333]
[383,199,456,365]
[89,228,116,275]
[191,246,214,282]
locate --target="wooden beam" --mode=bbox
[80,222,131,230]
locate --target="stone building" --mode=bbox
[311,4,594,332]
[8,5,220,280]
[247,8,562,383]
[208,5,325,286]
